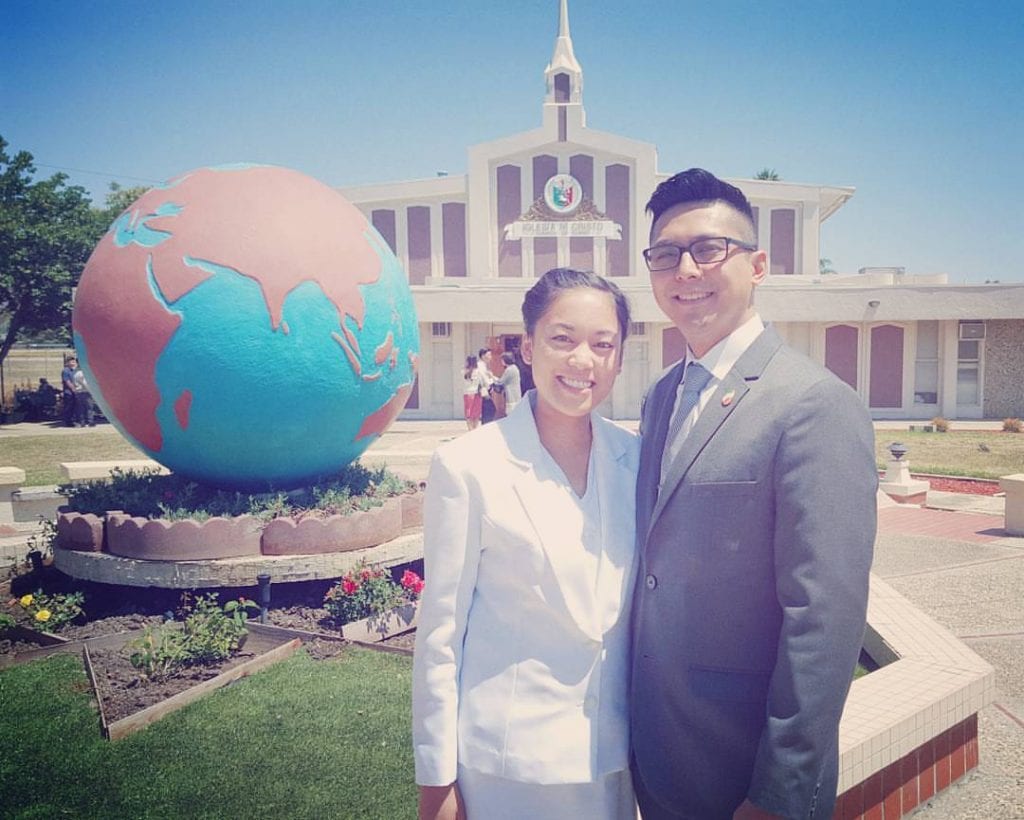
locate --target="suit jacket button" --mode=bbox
[645,574,657,589]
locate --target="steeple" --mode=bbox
[543,0,585,139]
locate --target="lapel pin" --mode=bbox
[721,390,736,407]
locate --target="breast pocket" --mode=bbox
[686,481,760,555]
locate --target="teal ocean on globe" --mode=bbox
[73,165,420,489]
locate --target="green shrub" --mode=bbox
[63,463,414,523]
[128,593,258,680]
[7,589,85,632]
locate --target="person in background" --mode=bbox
[462,355,485,431]
[630,168,876,819]
[61,356,78,428]
[72,364,96,427]
[414,268,639,820]
[497,351,522,413]
[477,348,497,424]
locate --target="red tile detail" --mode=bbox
[935,729,952,792]
[900,752,920,813]
[918,740,936,801]
[950,721,967,781]
[966,734,979,772]
[881,762,902,818]
[862,772,884,820]
[836,784,863,820]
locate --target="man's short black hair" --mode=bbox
[646,168,755,238]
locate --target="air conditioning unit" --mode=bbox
[959,321,985,340]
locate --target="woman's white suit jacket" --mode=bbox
[412,395,640,787]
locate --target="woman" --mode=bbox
[413,268,638,820]
[462,355,484,430]
[496,351,522,414]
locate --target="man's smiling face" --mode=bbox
[648,200,767,358]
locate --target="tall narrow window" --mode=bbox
[406,206,430,285]
[770,209,795,275]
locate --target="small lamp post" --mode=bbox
[257,573,272,624]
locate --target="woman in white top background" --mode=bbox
[461,355,485,430]
[413,268,639,820]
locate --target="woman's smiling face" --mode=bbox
[521,286,622,420]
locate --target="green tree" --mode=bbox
[754,168,780,180]
[819,257,837,275]
[0,136,108,366]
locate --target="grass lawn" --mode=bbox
[0,646,417,820]
[873,429,1024,479]
[1,427,147,487]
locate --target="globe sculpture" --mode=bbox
[73,165,420,489]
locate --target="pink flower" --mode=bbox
[401,570,425,595]
[341,578,359,596]
[360,567,373,581]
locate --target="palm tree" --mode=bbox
[754,168,780,180]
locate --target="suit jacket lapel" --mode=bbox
[648,327,785,535]
[504,399,601,639]
[637,359,685,535]
[593,417,638,634]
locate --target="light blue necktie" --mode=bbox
[661,361,713,483]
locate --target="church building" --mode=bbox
[341,0,1024,421]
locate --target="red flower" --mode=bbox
[360,567,373,580]
[341,578,359,595]
[401,570,425,595]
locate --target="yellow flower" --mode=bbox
[19,594,33,607]
[35,609,52,622]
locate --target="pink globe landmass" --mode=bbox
[75,167,384,454]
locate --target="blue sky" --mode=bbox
[3,0,1021,282]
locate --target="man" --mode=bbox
[61,356,78,427]
[630,169,876,819]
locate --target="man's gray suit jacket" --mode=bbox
[631,326,877,819]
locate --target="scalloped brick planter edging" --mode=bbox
[76,623,301,741]
[56,511,104,552]
[52,489,424,561]
[260,497,402,555]
[106,512,263,561]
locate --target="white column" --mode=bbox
[940,320,959,418]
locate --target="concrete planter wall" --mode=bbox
[340,600,419,643]
[106,513,263,561]
[56,511,104,552]
[400,491,424,530]
[260,497,403,556]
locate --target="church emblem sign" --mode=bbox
[544,174,583,215]
[505,172,621,240]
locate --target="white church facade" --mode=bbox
[341,0,1024,422]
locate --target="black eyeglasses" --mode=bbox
[642,237,757,272]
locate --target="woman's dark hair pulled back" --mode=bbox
[521,268,631,343]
